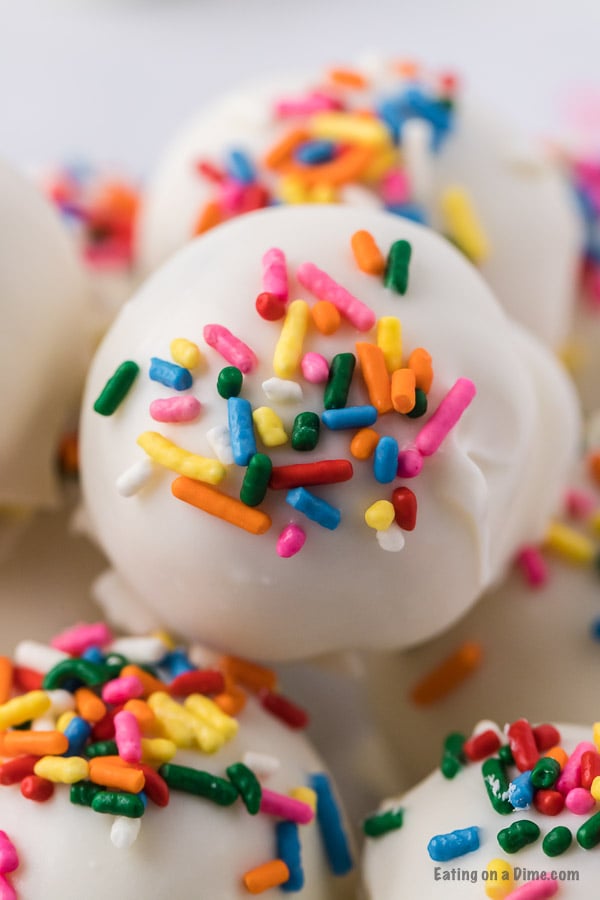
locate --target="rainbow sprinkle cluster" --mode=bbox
[94,229,476,558]
[0,621,352,895]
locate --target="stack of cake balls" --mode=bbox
[3,54,600,899]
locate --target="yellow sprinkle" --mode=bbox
[56,710,77,732]
[290,786,317,812]
[147,692,197,748]
[273,300,310,379]
[0,690,50,729]
[252,407,288,447]
[151,629,177,652]
[141,737,177,764]
[308,183,337,203]
[310,111,391,149]
[137,432,226,485]
[440,186,489,264]
[34,755,89,784]
[170,338,202,370]
[591,776,600,802]
[364,500,395,531]
[184,694,239,741]
[485,858,514,898]
[363,145,397,182]
[589,510,600,536]
[544,521,596,565]
[278,175,308,204]
[593,722,600,751]
[376,317,403,373]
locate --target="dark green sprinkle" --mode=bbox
[482,758,513,815]
[443,732,466,759]
[70,781,104,807]
[226,762,261,815]
[102,653,130,679]
[291,412,320,451]
[543,825,573,857]
[440,751,462,780]
[577,810,600,849]
[94,361,139,416]
[217,366,243,399]
[384,240,412,295]
[498,744,514,766]
[85,740,118,759]
[363,806,404,838]
[531,756,561,790]
[240,454,272,507]
[406,387,427,418]
[324,353,355,410]
[160,763,239,807]
[497,820,540,854]
[43,659,111,691]
[92,790,145,818]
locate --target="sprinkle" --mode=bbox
[350,427,379,460]
[261,377,303,404]
[70,781,103,807]
[464,729,501,762]
[297,262,376,331]
[415,378,476,456]
[351,230,385,275]
[228,397,257,465]
[274,93,340,118]
[505,879,559,898]
[111,816,142,850]
[322,405,377,430]
[0,660,12,705]
[309,772,353,875]
[407,347,434,392]
[149,395,201,423]
[534,790,564,816]
[262,248,288,301]
[172,477,272,535]
[0,833,18,875]
[291,412,320,451]
[14,641,68,674]
[324,352,356,410]
[120,665,165,698]
[101,675,144,706]
[542,825,573,857]
[240,454,272,507]
[63,716,92,756]
[427,825,480,862]
[580,749,600,789]
[515,545,548,588]
[301,352,329,383]
[114,710,142,763]
[377,317,403,372]
[396,447,424,478]
[497,820,540,853]
[260,788,313,824]
[0,731,68,757]
[276,821,304,891]
[92,790,145,818]
[90,756,145,793]
[373,436,399,483]
[141,738,177,764]
[219,657,277,693]
[252,407,288,447]
[110,636,168,665]
[566,785,595,813]
[363,805,404,837]
[51,622,112,656]
[381,168,410,206]
[21,774,54,802]
[217,366,243,399]
[168,670,225,697]
[391,486,417,530]
[356,343,392,413]
[482,757,514,815]
[0,756,39,786]
[193,200,222,236]
[0,875,16,900]
[485,858,514,898]
[34,755,89,784]
[534,724,561,753]
[531,756,561,789]
[116,457,155,497]
[311,300,341,335]
[184,694,238,741]
[256,291,287,321]
[507,720,540,773]
[407,388,428,418]
[93,361,139,416]
[508,770,534,809]
[441,186,489,264]
[273,300,310,379]
[0,690,50,729]
[206,425,235,465]
[243,859,290,894]
[384,240,412,295]
[203,324,258,374]
[441,732,466,779]
[259,690,308,729]
[391,368,416,413]
[577,809,600,849]
[137,431,226,484]
[376,524,405,552]
[410,641,483,705]
[310,111,391,148]
[269,460,353,490]
[556,741,596,794]
[170,338,201,370]
[543,521,596,564]
[286,487,340,530]
[227,762,262,814]
[149,357,193,391]
[276,524,306,559]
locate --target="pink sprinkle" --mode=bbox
[203,324,258,374]
[583,262,600,306]
[0,833,18,875]
[301,352,329,384]
[297,262,375,332]
[564,488,596,519]
[565,786,595,815]
[415,378,476,457]
[149,396,201,424]
[396,447,423,478]
[262,248,288,302]
[505,878,559,899]
[102,675,145,705]
[260,788,314,824]
[515,546,548,588]
[381,168,411,205]
[51,622,113,656]
[0,875,16,900]
[556,741,596,795]
[218,179,245,215]
[274,91,342,118]
[114,709,142,764]
[277,524,306,559]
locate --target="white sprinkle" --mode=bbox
[402,118,434,208]
[13,641,69,673]
[109,636,168,665]
[206,425,234,465]
[262,377,303,404]
[46,689,76,715]
[116,458,155,497]
[376,524,406,553]
[30,715,56,732]
[110,816,142,849]
[242,751,281,779]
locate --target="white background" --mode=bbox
[1,0,600,177]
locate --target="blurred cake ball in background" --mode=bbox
[137,58,582,348]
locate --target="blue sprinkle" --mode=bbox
[321,405,377,431]
[508,770,534,810]
[286,488,341,531]
[137,791,148,810]
[149,358,192,392]
[385,202,429,225]
[373,436,399,484]
[226,148,256,185]
[427,826,480,862]
[228,397,257,466]
[63,716,92,757]
[309,773,353,876]
[294,139,336,166]
[276,821,304,892]
[162,650,195,678]
[81,646,105,664]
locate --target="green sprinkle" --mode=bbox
[441,752,462,779]
[482,758,513,815]
[70,781,104,807]
[498,744,514,766]
[384,240,412,295]
[43,659,111,691]
[577,810,600,849]
[240,453,272,507]
[324,353,355,410]
[497,820,540,854]
[160,763,238,806]
[226,762,261,815]
[363,806,404,838]
[94,361,139,416]
[543,825,572,857]
[85,740,118,759]
[291,412,320,451]
[531,756,561,790]
[440,732,465,779]
[217,366,243,399]
[406,387,427,418]
[92,790,145,818]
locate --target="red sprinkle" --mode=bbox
[0,755,39,785]
[169,670,225,698]
[269,460,353,490]
[92,710,117,742]
[13,666,44,692]
[196,160,225,183]
[21,774,55,802]
[534,789,565,816]
[391,486,418,531]
[259,689,309,730]
[580,750,600,790]
[508,719,539,772]
[463,729,501,762]
[239,184,270,213]
[533,723,561,753]
[135,764,170,807]
[256,292,287,321]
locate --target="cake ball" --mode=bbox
[363,718,600,898]
[137,59,581,347]
[0,158,90,517]
[80,205,579,660]
[0,624,353,898]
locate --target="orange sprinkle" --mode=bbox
[89,756,145,793]
[75,687,106,724]
[192,200,222,237]
[393,59,420,78]
[588,451,600,487]
[351,229,385,275]
[0,657,13,705]
[121,665,165,699]
[124,698,157,732]
[220,656,277,694]
[356,342,393,414]
[311,300,341,335]
[172,477,272,535]
[263,128,310,171]
[58,431,79,475]
[391,368,416,413]
[243,859,290,894]
[545,746,569,769]
[408,347,434,393]
[215,678,247,716]
[280,144,374,187]
[410,641,483,706]
[350,427,379,460]
[327,67,369,90]
[0,730,68,757]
